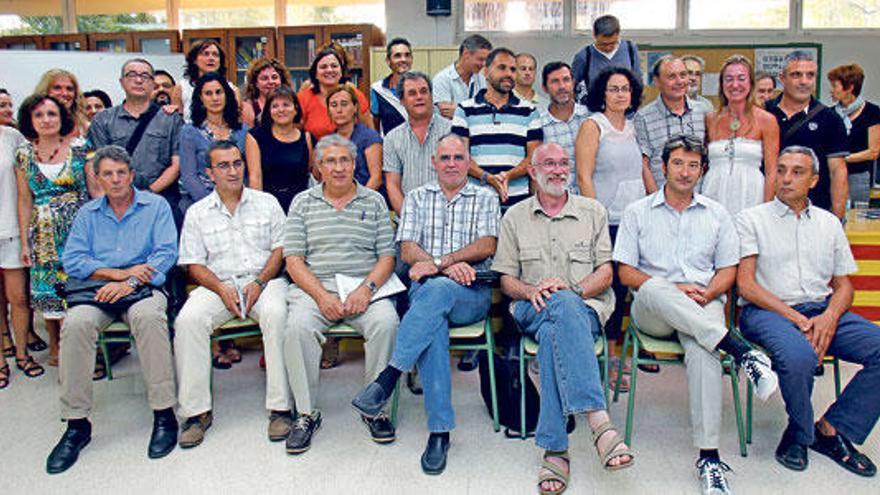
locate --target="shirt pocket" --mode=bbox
[203,224,231,255]
[519,247,544,284]
[140,130,170,167]
[568,247,595,283]
[242,217,271,251]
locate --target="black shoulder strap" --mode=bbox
[627,40,638,67]
[583,46,592,83]
[125,103,160,155]
[783,101,826,143]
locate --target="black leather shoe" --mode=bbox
[352,382,391,418]
[776,428,809,471]
[457,350,480,372]
[421,434,450,475]
[47,425,91,474]
[362,413,396,444]
[148,414,178,459]
[811,424,877,477]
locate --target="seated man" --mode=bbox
[47,145,178,473]
[493,143,634,493]
[613,135,777,494]
[174,140,290,448]
[737,146,880,477]
[284,135,399,454]
[352,133,500,475]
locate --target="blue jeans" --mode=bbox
[389,276,491,432]
[741,302,880,445]
[513,291,607,451]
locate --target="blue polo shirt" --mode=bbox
[766,95,848,211]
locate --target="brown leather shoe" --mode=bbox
[179,411,212,448]
[268,411,293,441]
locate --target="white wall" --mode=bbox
[385,0,880,104]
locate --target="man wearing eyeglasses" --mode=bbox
[613,135,778,495]
[87,58,184,226]
[173,140,290,450]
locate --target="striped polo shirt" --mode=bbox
[451,89,543,200]
[283,183,395,289]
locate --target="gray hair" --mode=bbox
[120,58,155,79]
[92,145,133,174]
[779,145,820,173]
[681,54,705,70]
[459,34,492,56]
[531,142,566,167]
[315,134,357,163]
[782,50,815,73]
[432,133,468,160]
[593,15,621,37]
[396,71,432,98]
[651,54,683,79]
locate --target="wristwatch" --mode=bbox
[480,171,490,185]
[572,283,585,298]
[433,256,443,269]
[252,277,266,289]
[125,276,141,289]
[365,280,379,294]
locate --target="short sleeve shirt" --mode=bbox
[347,123,383,186]
[735,198,856,306]
[846,101,880,175]
[432,63,487,105]
[634,98,707,188]
[382,114,452,194]
[613,189,740,288]
[492,195,616,324]
[297,86,370,140]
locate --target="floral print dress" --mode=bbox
[16,141,89,317]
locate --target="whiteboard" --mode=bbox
[0,50,186,114]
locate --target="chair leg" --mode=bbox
[727,358,747,457]
[602,333,609,405]
[98,334,113,381]
[484,321,500,432]
[624,335,639,445]
[613,329,631,403]
[833,357,842,398]
[390,380,401,427]
[519,337,527,440]
[746,380,753,444]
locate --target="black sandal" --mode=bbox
[15,355,45,378]
[93,354,107,381]
[2,329,15,358]
[811,426,877,477]
[27,330,48,352]
[212,353,232,370]
[0,363,9,389]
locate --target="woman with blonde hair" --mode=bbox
[241,57,293,128]
[702,55,780,215]
[33,69,89,139]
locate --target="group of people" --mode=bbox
[1,13,879,495]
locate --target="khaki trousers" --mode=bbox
[60,291,175,419]
[631,277,727,449]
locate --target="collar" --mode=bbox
[409,113,444,134]
[207,187,252,210]
[771,196,813,218]
[659,96,693,117]
[382,74,399,93]
[528,194,580,219]
[650,188,706,210]
[767,95,818,116]
[119,101,159,120]
[544,103,588,123]
[307,182,370,204]
[89,187,149,214]
[425,180,479,198]
[474,88,520,109]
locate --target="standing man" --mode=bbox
[152,70,176,107]
[635,55,708,190]
[47,145,178,473]
[754,72,777,107]
[613,135,777,495]
[682,55,714,113]
[571,14,642,105]
[87,58,183,226]
[513,53,548,108]
[433,34,492,120]
[765,50,849,218]
[493,143,634,493]
[371,37,413,136]
[173,141,291,448]
[737,146,880,477]
[384,71,452,216]
[453,47,543,205]
[353,134,500,475]
[284,135,399,454]
[539,61,590,193]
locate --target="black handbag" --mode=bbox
[64,277,154,314]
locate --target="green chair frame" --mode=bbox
[450,318,500,432]
[518,331,609,440]
[613,318,749,457]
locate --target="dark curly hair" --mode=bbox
[260,86,303,130]
[17,94,75,140]
[184,40,227,86]
[308,48,349,94]
[190,72,241,131]
[585,66,643,114]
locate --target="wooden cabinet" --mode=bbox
[182,28,276,89]
[88,32,134,53]
[132,30,180,54]
[42,34,87,51]
[0,35,42,50]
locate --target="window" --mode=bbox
[180,0,274,29]
[75,1,166,33]
[803,0,880,29]
[464,0,564,32]
[575,0,676,31]
[0,15,63,35]
[689,0,789,29]
[287,1,385,30]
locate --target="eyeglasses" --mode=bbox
[537,159,570,169]
[213,160,244,171]
[124,72,154,81]
[321,156,353,167]
[606,85,631,94]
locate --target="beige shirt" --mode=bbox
[492,194,615,325]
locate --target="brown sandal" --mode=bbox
[592,421,635,471]
[538,450,570,495]
[16,355,45,378]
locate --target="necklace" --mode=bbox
[34,136,63,163]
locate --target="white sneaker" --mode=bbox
[741,349,778,401]
[696,458,733,495]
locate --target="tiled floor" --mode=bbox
[0,347,877,494]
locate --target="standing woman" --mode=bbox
[575,67,646,388]
[246,86,313,213]
[241,57,293,129]
[83,90,112,123]
[15,95,98,369]
[326,84,382,190]
[33,69,89,139]
[179,72,249,213]
[172,40,237,122]
[703,55,779,215]
[828,63,880,204]
[297,47,373,140]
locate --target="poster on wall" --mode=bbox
[645,51,672,86]
[754,47,819,88]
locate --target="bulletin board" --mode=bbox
[638,43,822,111]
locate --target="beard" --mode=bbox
[536,172,569,197]
[153,91,172,106]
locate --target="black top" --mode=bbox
[249,126,310,213]
[846,101,880,176]
[766,95,849,211]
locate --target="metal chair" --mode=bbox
[450,318,500,432]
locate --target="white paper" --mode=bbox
[236,285,248,319]
[335,273,407,303]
